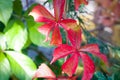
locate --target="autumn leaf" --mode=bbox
[29,0,77,46]
[51,29,107,80]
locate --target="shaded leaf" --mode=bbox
[26,16,50,47]
[5,51,37,80]
[60,28,67,44]
[13,0,22,15]
[0,53,11,80]
[113,70,120,80]
[92,71,107,80]
[0,0,13,25]
[0,22,5,32]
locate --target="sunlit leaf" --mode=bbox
[0,53,11,80]
[0,33,6,50]
[5,51,37,80]
[5,20,27,51]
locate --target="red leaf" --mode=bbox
[57,76,77,80]
[60,19,77,30]
[80,44,100,52]
[38,22,54,42]
[33,63,56,79]
[62,53,79,77]
[67,28,82,49]
[80,44,108,64]
[80,53,95,80]
[50,24,62,46]
[74,0,88,10]
[29,4,54,23]
[53,0,65,21]
[51,44,74,64]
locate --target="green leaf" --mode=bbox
[113,70,120,80]
[0,0,13,25]
[5,20,27,51]
[13,0,22,15]
[0,53,11,80]
[22,36,32,49]
[92,71,107,80]
[26,16,50,47]
[0,22,5,32]
[0,33,6,50]
[109,46,120,58]
[5,51,37,80]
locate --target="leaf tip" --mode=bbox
[50,58,56,64]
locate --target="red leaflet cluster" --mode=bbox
[51,29,108,80]
[30,0,107,80]
[29,0,77,46]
